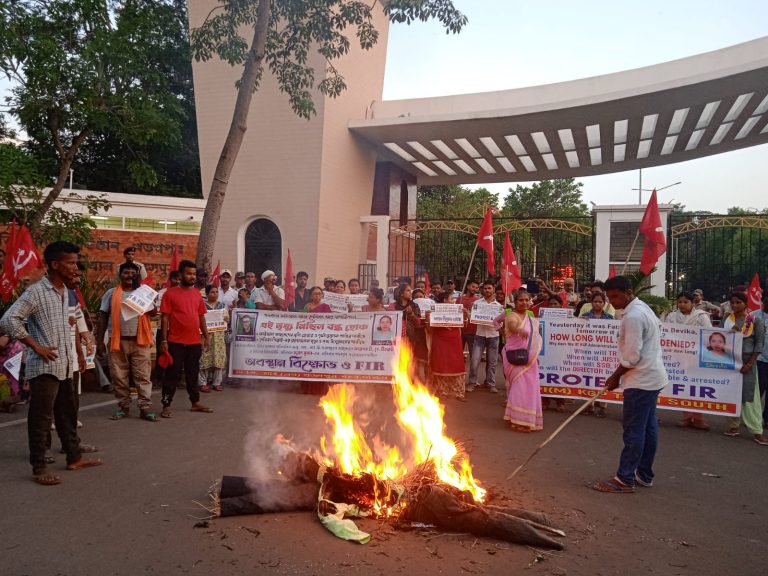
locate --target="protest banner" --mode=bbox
[205,309,228,333]
[539,307,573,319]
[413,297,435,318]
[429,304,464,327]
[537,318,743,416]
[3,351,22,381]
[469,301,504,326]
[229,310,402,383]
[322,291,349,313]
[121,285,157,320]
[348,294,368,312]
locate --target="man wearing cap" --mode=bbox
[116,247,147,281]
[692,289,720,319]
[251,270,287,310]
[218,269,238,309]
[234,271,246,291]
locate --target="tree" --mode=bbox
[0,143,109,245]
[0,0,188,234]
[417,185,498,219]
[501,178,589,218]
[190,0,467,272]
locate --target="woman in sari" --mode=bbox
[427,291,467,400]
[666,291,712,430]
[502,289,543,432]
[199,285,229,392]
[723,291,767,445]
[388,284,420,347]
[300,287,332,394]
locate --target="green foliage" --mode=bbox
[639,294,673,318]
[0,0,191,228]
[0,143,110,245]
[190,0,467,119]
[501,179,589,218]
[417,185,498,219]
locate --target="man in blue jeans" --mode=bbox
[467,280,504,394]
[592,276,668,493]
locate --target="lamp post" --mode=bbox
[631,170,682,203]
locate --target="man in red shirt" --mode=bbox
[159,259,212,417]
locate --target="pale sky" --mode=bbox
[382,0,768,212]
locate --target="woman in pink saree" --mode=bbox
[502,289,543,432]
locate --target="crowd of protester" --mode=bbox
[2,239,768,487]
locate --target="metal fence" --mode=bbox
[389,216,595,290]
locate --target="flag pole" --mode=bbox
[460,243,479,296]
[621,228,642,276]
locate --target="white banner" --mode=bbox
[429,304,464,327]
[539,307,573,319]
[205,309,227,333]
[470,301,503,326]
[229,310,402,383]
[121,285,158,320]
[538,319,744,416]
[348,294,368,312]
[322,291,349,313]
[2,351,22,381]
[413,297,435,318]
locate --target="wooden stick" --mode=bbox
[506,389,609,480]
[620,228,642,275]
[460,242,479,296]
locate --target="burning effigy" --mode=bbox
[211,347,565,549]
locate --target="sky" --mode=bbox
[381,0,768,212]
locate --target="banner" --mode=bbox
[229,310,402,383]
[538,319,743,416]
[205,309,227,333]
[429,304,464,327]
[469,301,503,326]
[121,285,158,320]
[539,307,573,319]
[322,291,349,313]
[3,351,22,381]
[348,294,368,312]
[413,297,435,318]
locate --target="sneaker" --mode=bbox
[489,386,499,394]
[634,472,653,487]
[465,384,476,393]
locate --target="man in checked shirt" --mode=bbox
[1,241,103,485]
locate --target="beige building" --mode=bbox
[187,1,413,288]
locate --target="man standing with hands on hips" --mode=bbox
[159,259,212,418]
[592,276,668,493]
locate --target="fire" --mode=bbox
[319,346,486,512]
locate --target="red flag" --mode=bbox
[210,260,221,288]
[165,245,178,288]
[500,232,521,296]
[142,270,154,287]
[424,272,431,297]
[608,265,617,279]
[747,273,763,312]
[284,249,295,306]
[0,220,18,301]
[639,189,666,275]
[9,224,42,278]
[476,208,495,275]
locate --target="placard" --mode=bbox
[413,297,435,318]
[121,285,158,320]
[539,307,574,319]
[348,294,369,312]
[322,291,349,313]
[2,351,22,381]
[229,310,402,383]
[81,345,96,370]
[205,309,228,333]
[537,319,744,416]
[429,304,464,327]
[469,300,504,326]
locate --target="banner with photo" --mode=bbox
[538,319,744,416]
[229,310,402,383]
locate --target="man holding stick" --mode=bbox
[592,276,667,493]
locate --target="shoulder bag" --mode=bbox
[505,316,533,366]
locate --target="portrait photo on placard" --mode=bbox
[236,313,258,341]
[371,314,396,345]
[698,329,736,370]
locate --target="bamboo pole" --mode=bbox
[506,389,609,480]
[460,243,480,297]
[620,228,642,276]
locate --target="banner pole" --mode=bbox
[460,243,479,297]
[621,229,642,276]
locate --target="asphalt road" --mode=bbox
[1,376,766,576]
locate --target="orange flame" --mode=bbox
[319,345,486,510]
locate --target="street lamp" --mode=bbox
[631,169,682,203]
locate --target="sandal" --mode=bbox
[141,411,159,422]
[212,385,223,392]
[190,404,214,413]
[109,410,128,420]
[66,457,104,471]
[160,408,172,418]
[753,436,768,446]
[44,452,56,464]
[199,385,211,393]
[32,472,62,486]
[723,429,740,437]
[690,421,710,431]
[591,477,635,493]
